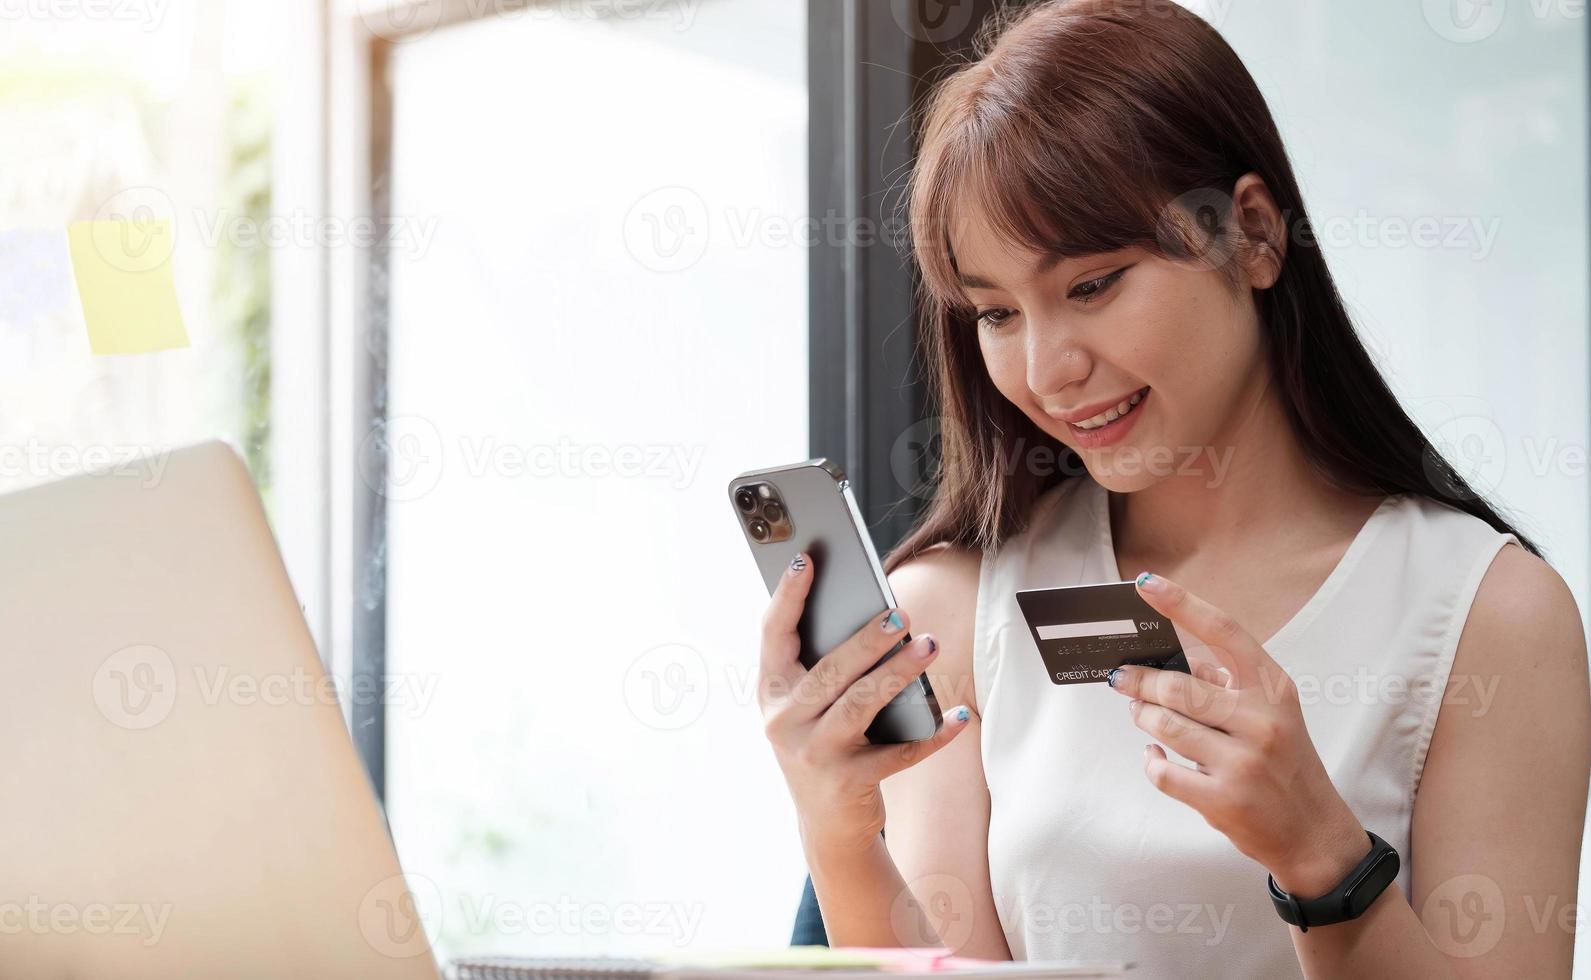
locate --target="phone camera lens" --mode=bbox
[735,487,758,512]
[749,519,769,541]
[762,501,784,523]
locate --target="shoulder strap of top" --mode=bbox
[974,478,1100,715]
[1385,495,1520,800]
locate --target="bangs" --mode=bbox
[911,99,1179,312]
[906,25,1235,312]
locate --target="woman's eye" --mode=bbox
[1068,267,1128,303]
[976,307,1015,330]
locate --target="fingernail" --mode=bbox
[952,705,970,723]
[1135,571,1161,592]
[1143,744,1152,761]
[1107,667,1124,688]
[881,610,904,633]
[1129,699,1142,713]
[789,554,807,574]
[915,635,937,659]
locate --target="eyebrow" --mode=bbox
[956,251,1067,291]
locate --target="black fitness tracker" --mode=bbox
[1267,831,1400,932]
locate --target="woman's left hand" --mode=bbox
[1106,571,1372,896]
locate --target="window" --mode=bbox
[375,0,810,959]
[0,0,278,501]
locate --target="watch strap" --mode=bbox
[1267,830,1399,933]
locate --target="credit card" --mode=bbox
[1015,581,1190,685]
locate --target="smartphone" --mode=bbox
[1015,580,1191,684]
[728,459,944,743]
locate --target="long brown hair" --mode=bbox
[883,0,1540,573]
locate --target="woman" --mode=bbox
[756,1,1589,977]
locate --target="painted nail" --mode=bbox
[881,610,905,633]
[952,705,970,722]
[1107,667,1124,688]
[920,635,938,657]
[789,554,807,573]
[1139,569,1177,591]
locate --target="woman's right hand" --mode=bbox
[758,551,973,853]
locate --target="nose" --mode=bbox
[1026,323,1091,399]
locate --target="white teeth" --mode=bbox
[1073,388,1147,430]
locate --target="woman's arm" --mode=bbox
[757,551,974,951]
[1107,547,1588,979]
[1279,542,1589,979]
[871,545,1013,960]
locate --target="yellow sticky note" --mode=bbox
[67,220,189,355]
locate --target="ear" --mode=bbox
[1230,172,1287,289]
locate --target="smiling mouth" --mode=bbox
[1069,386,1150,430]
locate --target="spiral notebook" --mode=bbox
[449,946,1131,979]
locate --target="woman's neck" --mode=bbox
[1108,374,1372,568]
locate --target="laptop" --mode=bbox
[0,441,442,979]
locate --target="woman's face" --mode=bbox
[951,205,1271,493]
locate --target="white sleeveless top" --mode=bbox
[974,476,1517,978]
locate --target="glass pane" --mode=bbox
[382,1,809,960]
[0,0,276,499]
